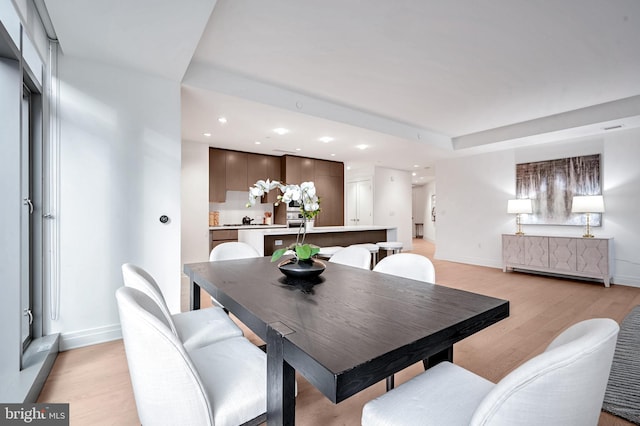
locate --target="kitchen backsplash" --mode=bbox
[210,191,275,225]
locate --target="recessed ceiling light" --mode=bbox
[356,144,368,150]
[203,132,211,137]
[347,166,352,170]
[412,172,417,176]
[255,141,261,145]
[330,153,336,157]
[319,136,334,143]
[273,127,290,135]
[295,148,301,151]
[413,164,420,168]
[218,117,227,124]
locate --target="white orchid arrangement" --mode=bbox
[247,179,321,261]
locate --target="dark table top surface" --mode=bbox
[185,257,509,377]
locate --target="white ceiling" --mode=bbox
[43,0,640,184]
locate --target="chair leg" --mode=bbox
[386,375,394,391]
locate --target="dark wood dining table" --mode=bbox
[184,256,509,426]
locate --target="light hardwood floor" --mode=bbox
[37,239,639,425]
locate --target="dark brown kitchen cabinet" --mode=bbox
[247,153,268,185]
[276,155,344,226]
[315,174,344,226]
[226,151,248,191]
[248,153,282,203]
[210,148,282,203]
[315,159,344,177]
[265,155,282,203]
[209,148,227,202]
[210,229,238,253]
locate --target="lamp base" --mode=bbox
[582,233,595,238]
[515,231,525,236]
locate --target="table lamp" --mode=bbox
[507,199,532,235]
[571,195,604,238]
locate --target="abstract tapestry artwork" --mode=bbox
[516,154,601,226]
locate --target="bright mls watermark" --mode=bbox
[1,404,68,425]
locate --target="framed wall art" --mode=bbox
[516,154,601,226]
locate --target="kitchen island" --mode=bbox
[239,225,398,256]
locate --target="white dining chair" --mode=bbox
[208,242,262,308]
[209,241,260,261]
[373,253,436,390]
[329,245,372,270]
[373,253,435,283]
[316,246,344,260]
[362,318,619,426]
[121,263,242,351]
[116,286,267,426]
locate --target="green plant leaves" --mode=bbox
[270,244,320,262]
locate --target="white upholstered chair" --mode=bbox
[329,245,372,270]
[116,286,267,426]
[362,318,620,426]
[372,253,436,390]
[208,242,261,308]
[209,241,260,261]
[121,263,242,351]
[316,246,344,260]
[373,253,435,283]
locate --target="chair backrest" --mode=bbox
[329,246,372,269]
[209,242,260,261]
[116,287,213,426]
[471,318,620,426]
[121,263,178,335]
[373,253,435,283]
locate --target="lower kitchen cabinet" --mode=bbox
[210,229,238,253]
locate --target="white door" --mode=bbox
[347,180,373,226]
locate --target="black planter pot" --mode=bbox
[278,257,326,279]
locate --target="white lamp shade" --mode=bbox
[571,195,605,213]
[507,199,532,214]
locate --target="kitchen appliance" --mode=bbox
[242,216,254,225]
[286,207,304,227]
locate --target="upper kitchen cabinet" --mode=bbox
[314,160,344,226]
[225,151,248,191]
[209,148,227,202]
[248,153,281,203]
[278,156,344,226]
[209,148,282,203]
[283,155,315,185]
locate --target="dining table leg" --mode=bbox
[267,323,296,426]
[423,345,453,370]
[190,278,201,310]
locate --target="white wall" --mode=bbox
[49,56,182,349]
[0,57,22,373]
[374,166,413,250]
[181,140,209,265]
[435,131,640,287]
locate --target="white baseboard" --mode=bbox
[435,255,503,270]
[60,324,122,351]
[611,274,640,288]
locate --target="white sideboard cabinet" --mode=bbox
[502,234,613,287]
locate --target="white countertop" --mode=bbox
[209,224,288,230]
